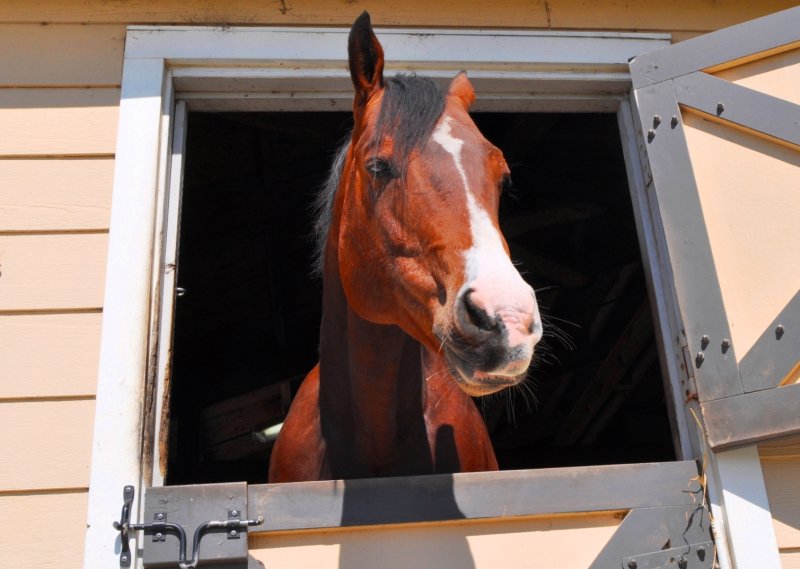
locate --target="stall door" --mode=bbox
[629,6,800,450]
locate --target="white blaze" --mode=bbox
[431,116,543,343]
[432,118,525,285]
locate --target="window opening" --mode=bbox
[165,110,674,485]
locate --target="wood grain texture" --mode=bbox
[0,312,101,399]
[250,513,621,569]
[0,233,108,311]
[761,435,800,460]
[0,0,793,30]
[0,491,88,569]
[762,458,800,550]
[0,24,124,86]
[0,88,119,156]
[0,399,95,491]
[782,550,800,569]
[248,461,699,532]
[0,158,113,231]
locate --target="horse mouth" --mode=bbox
[442,345,526,397]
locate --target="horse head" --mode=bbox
[333,12,543,396]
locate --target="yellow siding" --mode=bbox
[0,233,108,310]
[251,513,621,569]
[0,0,794,31]
[760,438,800,562]
[0,24,124,86]
[0,313,102,398]
[783,550,800,569]
[0,3,793,569]
[0,88,119,156]
[0,158,113,231]
[0,399,95,491]
[682,113,800,359]
[0,491,89,569]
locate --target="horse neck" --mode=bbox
[317,242,428,465]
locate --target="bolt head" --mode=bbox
[695,352,705,367]
[230,530,238,537]
[628,560,638,569]
[231,510,238,517]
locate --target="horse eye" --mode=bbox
[366,157,395,180]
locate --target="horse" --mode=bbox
[268,12,543,482]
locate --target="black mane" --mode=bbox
[311,74,446,276]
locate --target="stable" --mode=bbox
[1,2,799,568]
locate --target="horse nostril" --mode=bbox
[462,290,499,332]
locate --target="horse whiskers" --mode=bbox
[424,368,449,383]
[434,377,462,410]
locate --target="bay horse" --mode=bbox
[268,12,542,482]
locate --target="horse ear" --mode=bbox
[448,72,476,110]
[348,11,385,109]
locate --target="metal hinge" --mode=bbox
[622,505,715,569]
[113,483,263,568]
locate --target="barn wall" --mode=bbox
[760,437,800,569]
[0,2,796,568]
[249,513,622,569]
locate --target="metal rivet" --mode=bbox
[776,325,785,340]
[653,115,662,127]
[230,530,238,537]
[155,532,163,539]
[647,129,656,142]
[700,335,710,349]
[121,555,129,563]
[721,338,731,353]
[695,352,705,367]
[716,102,725,115]
[671,115,679,128]
[231,510,239,517]
[156,513,164,521]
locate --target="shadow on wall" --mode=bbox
[338,426,475,568]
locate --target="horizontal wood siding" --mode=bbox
[0,3,792,569]
[0,88,119,156]
[760,439,800,561]
[0,312,101,398]
[783,550,800,569]
[0,24,117,569]
[0,24,124,86]
[0,158,114,231]
[0,491,89,569]
[0,0,794,32]
[0,233,108,310]
[250,513,621,569]
[0,399,95,491]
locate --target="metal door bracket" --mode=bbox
[623,540,713,569]
[113,483,263,568]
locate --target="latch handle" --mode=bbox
[112,485,135,566]
[113,485,264,569]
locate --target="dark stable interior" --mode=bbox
[165,111,676,485]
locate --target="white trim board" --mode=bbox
[85,26,671,569]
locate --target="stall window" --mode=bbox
[165,109,675,485]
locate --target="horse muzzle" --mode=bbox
[439,285,542,396]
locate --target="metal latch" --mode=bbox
[114,484,263,568]
[621,505,715,569]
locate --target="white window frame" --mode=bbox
[87,25,766,569]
